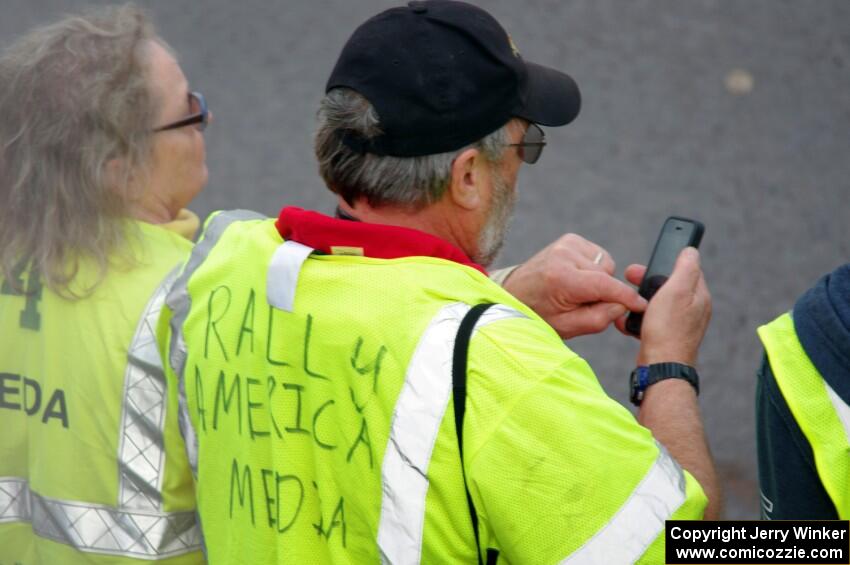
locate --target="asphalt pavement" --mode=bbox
[3,0,849,520]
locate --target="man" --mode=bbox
[757,263,850,519]
[159,1,718,562]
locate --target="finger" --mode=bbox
[697,269,710,300]
[589,249,616,276]
[663,247,701,293]
[561,234,616,275]
[614,314,641,339]
[574,244,615,275]
[551,302,626,338]
[577,270,648,311]
[624,264,647,287]
[695,269,712,319]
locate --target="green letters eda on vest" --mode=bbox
[0,372,69,428]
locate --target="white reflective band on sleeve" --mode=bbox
[118,267,180,511]
[377,302,526,564]
[825,382,850,444]
[266,241,315,312]
[477,304,527,328]
[0,477,29,523]
[0,477,201,559]
[558,444,687,565]
[166,210,267,475]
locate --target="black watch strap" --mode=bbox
[630,362,699,406]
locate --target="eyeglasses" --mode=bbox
[508,122,546,164]
[154,91,209,132]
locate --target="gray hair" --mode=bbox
[0,4,162,297]
[315,88,510,209]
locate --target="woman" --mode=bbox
[0,5,207,564]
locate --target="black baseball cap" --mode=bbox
[326,0,581,157]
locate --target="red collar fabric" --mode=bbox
[275,206,486,274]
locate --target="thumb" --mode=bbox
[665,247,701,292]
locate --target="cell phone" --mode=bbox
[625,216,705,336]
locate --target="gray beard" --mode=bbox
[474,170,516,267]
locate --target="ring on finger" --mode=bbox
[593,251,604,265]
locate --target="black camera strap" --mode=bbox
[453,303,500,565]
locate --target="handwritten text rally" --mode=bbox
[191,285,393,549]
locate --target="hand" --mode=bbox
[502,233,648,339]
[627,247,712,366]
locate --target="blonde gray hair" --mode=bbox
[0,4,161,297]
[315,88,509,209]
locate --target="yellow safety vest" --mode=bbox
[161,210,706,564]
[0,221,204,564]
[758,312,850,518]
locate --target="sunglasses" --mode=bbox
[508,122,546,164]
[154,91,209,133]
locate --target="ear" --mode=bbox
[104,157,140,198]
[104,158,127,191]
[448,147,489,211]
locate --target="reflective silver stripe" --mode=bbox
[377,302,526,564]
[558,444,687,564]
[266,241,315,312]
[166,210,267,474]
[477,304,526,328]
[760,490,774,519]
[825,382,850,444]
[0,477,30,523]
[0,478,200,560]
[118,267,181,511]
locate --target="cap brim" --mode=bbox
[516,61,581,127]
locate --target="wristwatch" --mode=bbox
[630,362,700,406]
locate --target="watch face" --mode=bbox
[630,366,653,406]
